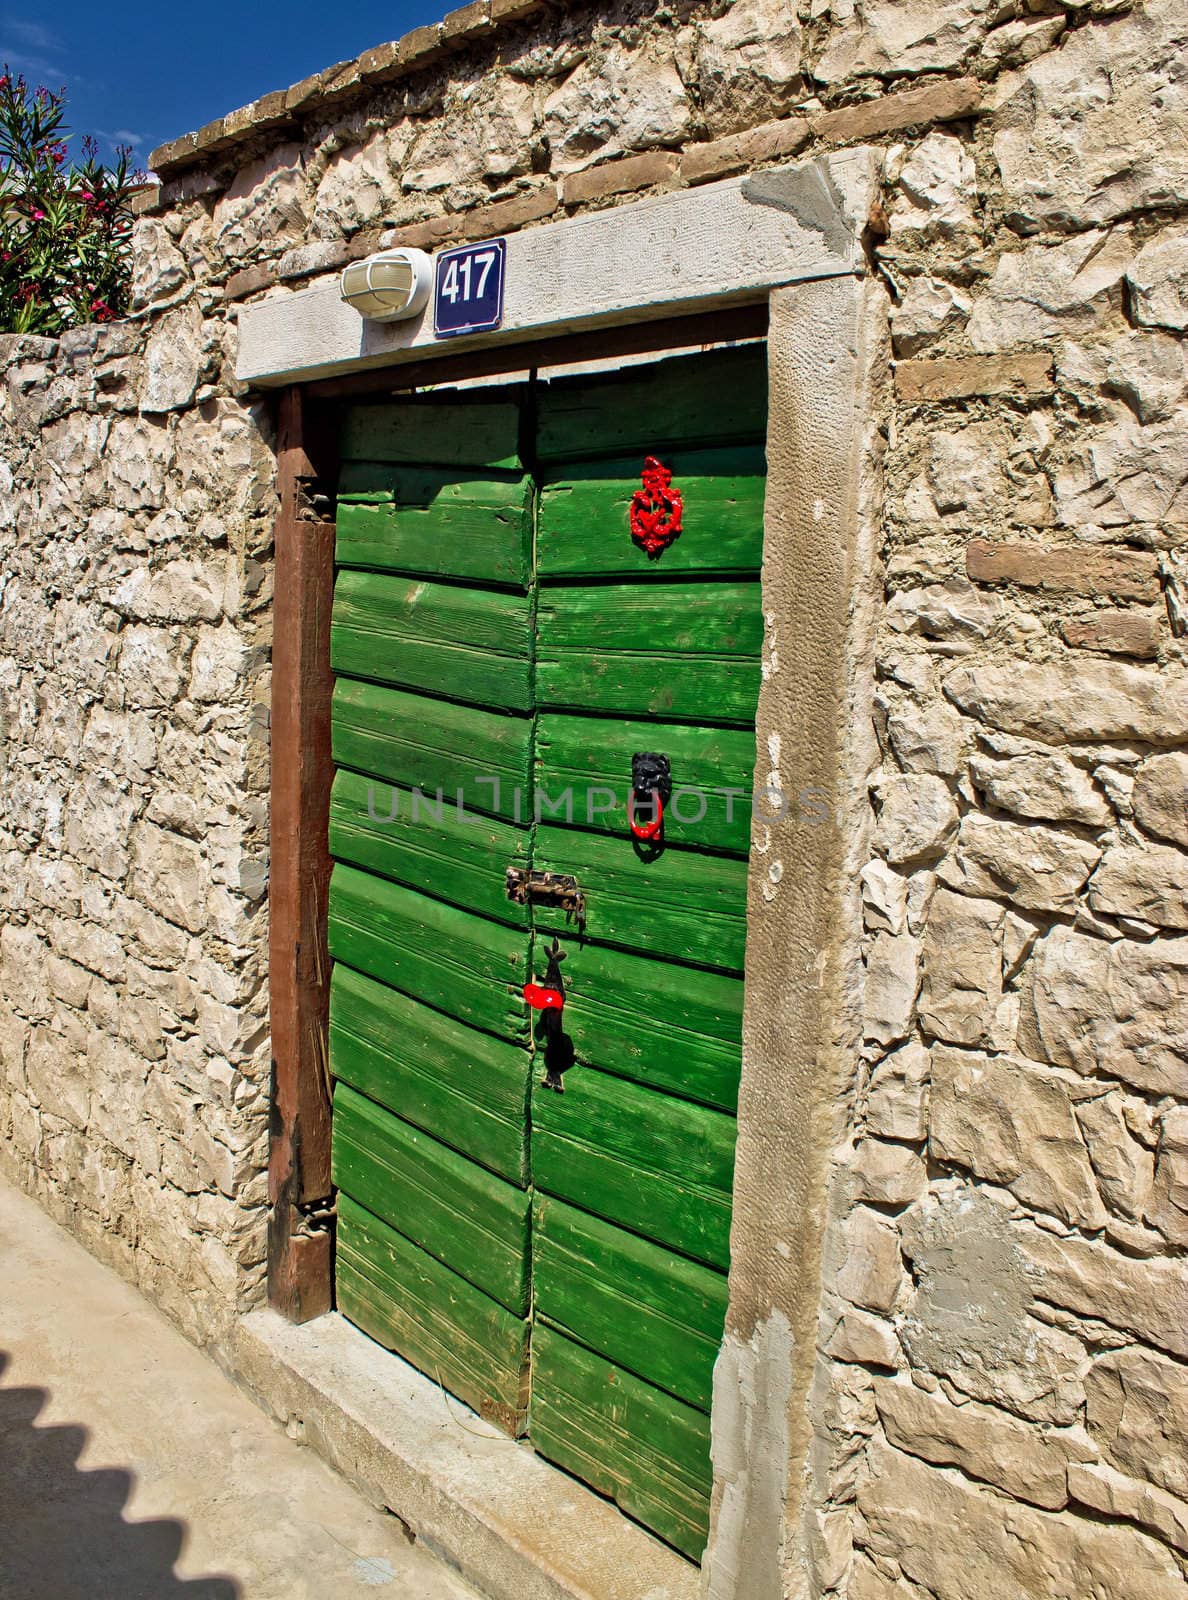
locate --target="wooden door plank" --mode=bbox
[332,679,533,821]
[534,713,756,855]
[532,824,747,973]
[330,769,531,928]
[332,571,533,712]
[333,1083,531,1313]
[532,1066,737,1269]
[535,345,768,462]
[538,936,743,1110]
[536,581,763,724]
[534,1195,727,1412]
[328,864,530,1041]
[337,1194,529,1435]
[268,385,335,1324]
[330,964,531,1185]
[341,398,523,470]
[537,448,766,580]
[337,466,532,588]
[530,1324,712,1562]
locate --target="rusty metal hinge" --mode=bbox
[506,867,585,926]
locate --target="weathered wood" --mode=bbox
[533,824,748,972]
[330,965,532,1184]
[534,1195,728,1412]
[536,581,763,723]
[337,468,532,587]
[536,346,768,462]
[332,571,533,711]
[324,354,768,1553]
[535,713,757,854]
[330,769,531,928]
[303,303,768,403]
[537,448,766,580]
[340,398,523,470]
[333,679,533,821]
[538,929,744,1111]
[333,1084,531,1314]
[337,1194,530,1435]
[328,864,530,1041]
[268,384,336,1323]
[532,1064,737,1269]
[530,1323,712,1561]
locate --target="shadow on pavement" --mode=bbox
[0,1352,240,1600]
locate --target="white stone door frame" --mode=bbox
[243,151,888,1595]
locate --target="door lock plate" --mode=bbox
[506,868,585,925]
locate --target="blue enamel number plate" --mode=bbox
[433,239,507,339]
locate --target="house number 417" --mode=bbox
[433,238,507,339]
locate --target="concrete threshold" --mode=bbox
[230,1309,700,1600]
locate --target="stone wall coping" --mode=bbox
[148,0,981,187]
[148,1,550,175]
[234,148,879,387]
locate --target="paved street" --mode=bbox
[0,1177,480,1600]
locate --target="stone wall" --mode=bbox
[1,0,1186,1594]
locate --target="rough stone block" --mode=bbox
[837,1207,903,1315]
[1021,1226,1188,1360]
[873,1378,1077,1510]
[943,659,1188,745]
[224,264,278,303]
[940,812,1101,915]
[864,932,922,1046]
[919,889,1004,1047]
[895,352,1052,403]
[966,538,1159,601]
[1019,924,1188,1098]
[1088,841,1188,931]
[931,1046,1105,1229]
[459,184,558,240]
[1133,753,1188,849]
[967,227,1132,353]
[680,116,810,186]
[992,0,1188,232]
[1060,610,1162,660]
[1127,225,1188,331]
[1086,1345,1188,1503]
[562,152,679,206]
[858,1438,1185,1599]
[850,1140,927,1207]
[810,78,981,144]
[824,1307,899,1368]
[866,1040,930,1143]
[968,752,1108,828]
[873,774,958,866]
[1067,1461,1188,1556]
[1149,1106,1188,1245]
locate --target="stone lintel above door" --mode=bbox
[235,149,879,388]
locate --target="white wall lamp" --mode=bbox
[339,248,434,322]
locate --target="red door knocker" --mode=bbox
[629,456,684,558]
[629,752,672,845]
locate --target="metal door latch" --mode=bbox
[506,867,585,925]
[523,937,573,1092]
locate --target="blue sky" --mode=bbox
[0,2,443,171]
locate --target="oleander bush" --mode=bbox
[0,68,141,335]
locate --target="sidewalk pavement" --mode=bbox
[0,1175,481,1600]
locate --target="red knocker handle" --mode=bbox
[523,983,565,1011]
[629,789,664,842]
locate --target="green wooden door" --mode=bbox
[328,347,767,1558]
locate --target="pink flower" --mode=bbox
[31,208,45,221]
